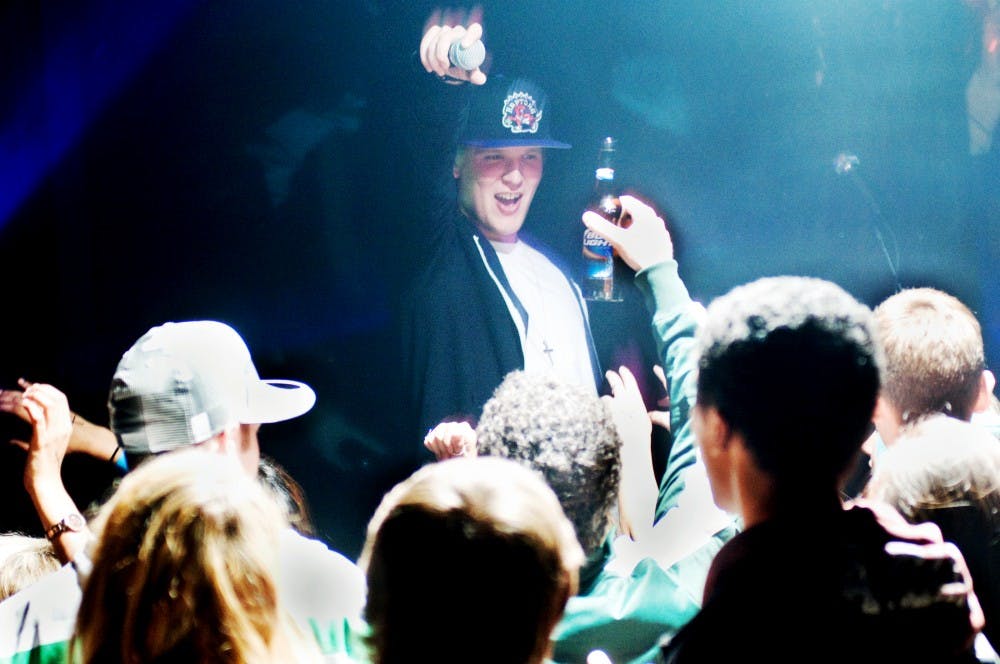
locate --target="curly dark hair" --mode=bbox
[695,276,883,485]
[475,371,621,555]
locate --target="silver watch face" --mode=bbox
[64,513,86,531]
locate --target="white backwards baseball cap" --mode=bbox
[109,321,316,454]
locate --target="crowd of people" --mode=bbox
[1,8,998,664]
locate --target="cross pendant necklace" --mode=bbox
[542,339,555,365]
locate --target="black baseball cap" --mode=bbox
[457,76,570,149]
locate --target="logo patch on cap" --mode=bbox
[501,91,542,134]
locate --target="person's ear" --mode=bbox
[697,405,732,458]
[872,395,901,446]
[212,425,242,457]
[453,149,465,179]
[872,394,889,423]
[196,430,227,455]
[972,369,996,414]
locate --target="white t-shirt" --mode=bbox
[278,528,366,626]
[492,239,597,393]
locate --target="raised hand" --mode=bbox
[0,381,32,450]
[4,378,120,462]
[582,194,674,272]
[648,364,672,432]
[20,383,74,476]
[424,420,478,460]
[18,382,91,563]
[420,6,488,85]
[604,366,657,540]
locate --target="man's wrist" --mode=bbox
[636,260,687,313]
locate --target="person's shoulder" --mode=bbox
[279,529,361,577]
[416,212,480,264]
[0,564,80,661]
[705,523,772,575]
[557,557,702,664]
[278,529,366,624]
[406,218,497,304]
[697,518,819,607]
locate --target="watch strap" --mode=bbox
[45,513,85,540]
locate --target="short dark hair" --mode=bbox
[475,371,620,555]
[874,288,985,422]
[696,277,882,484]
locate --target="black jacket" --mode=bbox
[402,211,601,445]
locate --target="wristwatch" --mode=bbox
[45,513,86,540]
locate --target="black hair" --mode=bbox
[696,277,883,485]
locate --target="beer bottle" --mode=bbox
[582,137,622,301]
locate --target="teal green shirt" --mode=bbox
[549,260,737,664]
[636,261,702,524]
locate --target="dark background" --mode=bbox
[1,0,997,558]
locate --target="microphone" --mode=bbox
[448,39,486,71]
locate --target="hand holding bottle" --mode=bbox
[581,195,674,272]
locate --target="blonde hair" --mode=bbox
[0,534,60,601]
[74,449,320,663]
[875,287,985,422]
[360,457,584,664]
[868,415,1000,650]
[869,415,1000,519]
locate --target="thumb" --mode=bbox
[463,22,483,47]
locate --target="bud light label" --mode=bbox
[583,229,613,279]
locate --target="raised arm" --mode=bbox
[584,196,735,577]
[602,365,657,540]
[2,379,123,466]
[583,195,696,521]
[19,383,95,564]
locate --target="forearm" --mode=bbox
[24,465,92,564]
[70,412,124,467]
[634,260,702,521]
[617,428,659,539]
[18,383,97,564]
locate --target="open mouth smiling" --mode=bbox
[495,192,523,210]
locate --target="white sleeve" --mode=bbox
[278,529,367,627]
